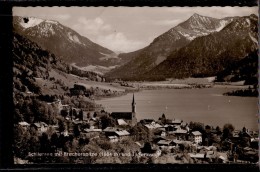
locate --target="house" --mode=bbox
[60,130,70,137]
[110,94,137,126]
[172,139,183,147]
[157,140,172,147]
[18,121,30,128]
[103,127,119,136]
[140,119,155,125]
[144,122,162,130]
[72,119,83,125]
[117,119,128,126]
[115,130,130,140]
[166,119,182,126]
[84,128,102,133]
[154,130,166,137]
[153,136,167,144]
[191,131,202,144]
[188,151,216,161]
[31,122,48,133]
[108,136,119,143]
[83,111,95,121]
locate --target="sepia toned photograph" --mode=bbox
[12,6,258,165]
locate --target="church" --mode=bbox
[110,94,137,126]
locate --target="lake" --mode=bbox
[96,87,258,131]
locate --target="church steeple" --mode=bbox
[132,93,136,113]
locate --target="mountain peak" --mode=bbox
[191,13,202,17]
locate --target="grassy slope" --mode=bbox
[35,69,127,96]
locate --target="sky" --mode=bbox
[13,7,258,53]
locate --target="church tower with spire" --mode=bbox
[132,93,136,113]
[111,93,137,126]
[131,93,137,125]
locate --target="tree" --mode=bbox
[189,122,205,133]
[222,123,235,140]
[58,119,66,133]
[50,133,59,152]
[141,142,153,153]
[60,109,68,118]
[69,108,73,120]
[79,109,84,121]
[100,115,116,129]
[73,125,80,137]
[93,112,97,118]
[216,126,222,135]
[39,132,50,153]
[14,109,23,123]
[73,109,78,119]
[129,122,152,142]
[161,113,166,125]
[87,112,91,119]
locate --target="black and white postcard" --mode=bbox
[1,3,258,170]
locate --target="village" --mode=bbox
[15,91,259,164]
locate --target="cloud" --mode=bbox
[72,17,112,36]
[154,19,183,27]
[165,7,258,19]
[55,14,71,21]
[71,17,145,52]
[96,32,146,52]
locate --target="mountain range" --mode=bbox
[106,14,258,81]
[13,14,258,83]
[13,16,132,68]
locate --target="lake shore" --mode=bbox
[96,87,258,131]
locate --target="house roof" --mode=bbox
[140,119,155,124]
[145,123,162,129]
[188,153,206,159]
[172,129,188,134]
[166,119,182,124]
[172,139,183,144]
[117,119,128,125]
[18,121,30,126]
[115,130,130,136]
[84,128,102,133]
[192,131,202,136]
[111,112,133,120]
[157,140,172,145]
[135,142,142,147]
[73,120,83,124]
[108,136,118,139]
[103,127,119,132]
[40,122,48,127]
[33,123,41,128]
[154,130,165,135]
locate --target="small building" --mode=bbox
[31,122,48,133]
[144,122,162,130]
[60,130,69,137]
[172,139,183,147]
[115,130,130,140]
[84,128,102,133]
[157,140,172,147]
[140,119,155,125]
[103,127,119,136]
[166,119,182,126]
[191,131,202,144]
[154,130,166,137]
[117,119,128,126]
[108,136,119,143]
[18,121,30,128]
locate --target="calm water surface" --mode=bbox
[96,87,258,130]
